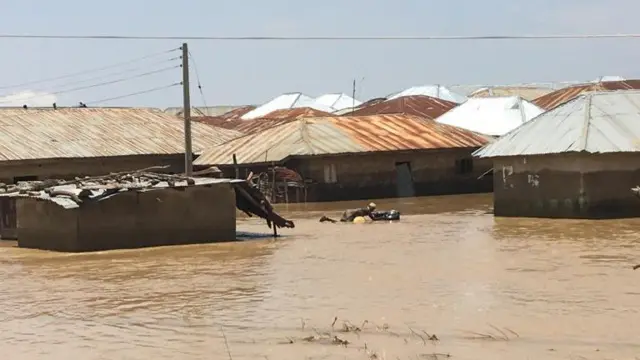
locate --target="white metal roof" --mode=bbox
[592,75,626,83]
[473,90,640,158]
[314,93,362,111]
[387,85,468,104]
[240,93,335,120]
[435,96,544,137]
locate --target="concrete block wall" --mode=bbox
[17,199,79,252]
[296,149,493,201]
[16,183,237,252]
[492,153,640,218]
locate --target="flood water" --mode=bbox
[1,194,640,359]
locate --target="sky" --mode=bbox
[0,0,637,108]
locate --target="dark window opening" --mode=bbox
[455,158,473,174]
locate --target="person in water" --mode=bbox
[340,202,377,222]
[319,202,377,223]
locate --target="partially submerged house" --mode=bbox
[342,95,457,119]
[194,114,493,202]
[532,79,640,110]
[0,107,241,180]
[3,172,293,252]
[473,90,640,219]
[435,96,544,137]
[0,107,243,238]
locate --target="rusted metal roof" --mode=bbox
[261,107,333,119]
[533,80,640,110]
[232,119,296,134]
[0,108,242,161]
[194,114,490,166]
[193,108,331,135]
[470,86,553,101]
[163,105,254,117]
[343,95,457,119]
[217,105,256,120]
[387,85,468,103]
[174,106,255,130]
[334,97,386,115]
[193,117,297,135]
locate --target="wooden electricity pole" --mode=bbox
[182,43,193,176]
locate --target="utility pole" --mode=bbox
[182,43,193,176]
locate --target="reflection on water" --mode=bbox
[1,194,640,359]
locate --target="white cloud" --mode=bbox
[0,90,57,107]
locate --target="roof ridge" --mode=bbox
[298,118,316,155]
[578,93,592,150]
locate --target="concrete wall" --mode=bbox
[295,148,493,202]
[492,153,640,218]
[16,182,237,252]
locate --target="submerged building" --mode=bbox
[4,173,293,252]
[474,90,640,219]
[0,107,243,239]
[194,114,493,202]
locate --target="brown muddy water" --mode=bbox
[1,193,640,359]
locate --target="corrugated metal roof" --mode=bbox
[469,86,553,101]
[0,108,243,161]
[192,106,257,128]
[261,107,333,119]
[194,114,490,166]
[435,96,544,137]
[163,105,254,117]
[193,117,294,134]
[241,93,336,120]
[532,80,640,110]
[193,109,325,135]
[217,105,256,120]
[314,93,362,111]
[334,97,386,115]
[232,119,295,134]
[473,90,640,158]
[387,85,468,104]
[343,95,457,119]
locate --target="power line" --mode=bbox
[85,82,181,105]
[0,64,180,104]
[0,47,179,90]
[0,33,638,41]
[188,50,207,108]
[0,57,180,97]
